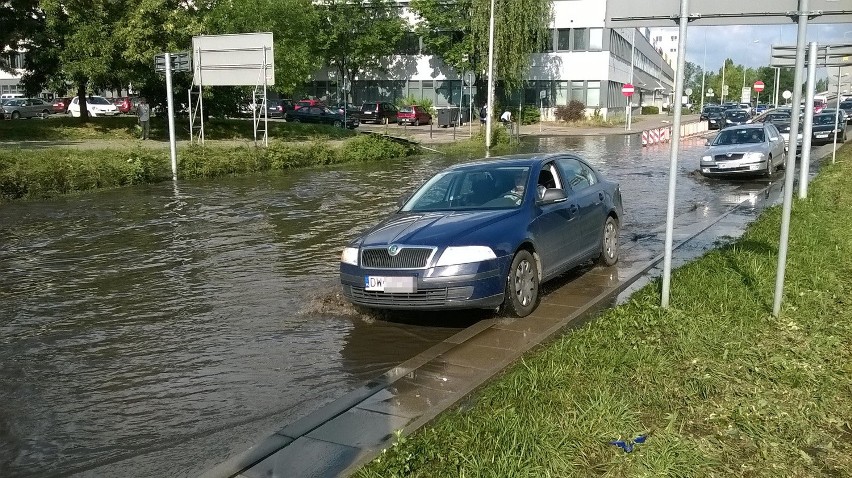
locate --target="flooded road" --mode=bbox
[0,134,773,477]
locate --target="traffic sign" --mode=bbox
[782,90,792,99]
[685,88,693,96]
[155,51,191,73]
[708,88,714,95]
[753,80,765,92]
[722,85,729,96]
[622,83,635,97]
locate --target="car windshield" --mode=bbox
[726,111,748,120]
[362,103,378,111]
[765,113,790,123]
[87,97,111,105]
[399,106,414,113]
[814,115,838,126]
[713,129,765,145]
[403,166,532,212]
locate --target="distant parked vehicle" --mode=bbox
[52,97,73,114]
[1,97,52,119]
[114,96,138,114]
[68,96,119,117]
[360,102,398,124]
[704,106,725,130]
[837,100,852,124]
[266,99,295,118]
[397,105,432,126]
[284,105,359,128]
[294,98,322,110]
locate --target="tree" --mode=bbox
[203,0,319,95]
[0,1,41,74]
[412,0,552,101]
[315,0,406,102]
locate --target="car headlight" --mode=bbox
[340,247,359,265]
[743,152,765,161]
[435,246,497,267]
[702,155,713,162]
[726,119,732,123]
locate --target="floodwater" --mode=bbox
[0,134,772,477]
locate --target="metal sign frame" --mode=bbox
[770,42,852,67]
[603,0,833,317]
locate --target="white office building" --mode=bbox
[300,0,675,119]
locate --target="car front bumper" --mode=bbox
[340,257,509,311]
[700,158,767,176]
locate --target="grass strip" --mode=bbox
[357,145,852,477]
[0,116,356,142]
[0,134,415,201]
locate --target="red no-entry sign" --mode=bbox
[622,83,635,97]
[753,81,765,92]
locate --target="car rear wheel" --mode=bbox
[292,118,301,123]
[333,120,342,128]
[11,111,20,119]
[40,110,50,119]
[502,250,539,318]
[414,119,420,126]
[597,216,619,266]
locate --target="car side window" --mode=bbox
[536,162,564,199]
[557,158,596,193]
[310,107,323,115]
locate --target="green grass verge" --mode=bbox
[357,145,852,477]
[0,134,413,201]
[0,116,355,141]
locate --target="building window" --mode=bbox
[571,80,585,104]
[589,28,603,51]
[395,32,420,55]
[573,28,589,51]
[557,29,571,51]
[586,81,601,107]
[555,81,569,105]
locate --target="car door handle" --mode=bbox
[598,192,604,201]
[569,204,579,215]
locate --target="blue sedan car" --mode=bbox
[339,153,624,317]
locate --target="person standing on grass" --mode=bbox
[137,98,151,140]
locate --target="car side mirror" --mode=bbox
[705,139,711,146]
[538,188,567,204]
[769,136,779,141]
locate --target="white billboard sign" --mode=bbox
[192,33,275,86]
[605,0,851,27]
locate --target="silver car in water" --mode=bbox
[700,123,787,177]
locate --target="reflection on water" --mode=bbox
[0,135,755,477]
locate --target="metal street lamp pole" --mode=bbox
[721,60,726,103]
[484,0,496,150]
[699,30,706,111]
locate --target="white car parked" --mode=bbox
[68,96,119,117]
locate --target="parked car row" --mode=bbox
[1,97,52,119]
[262,99,437,127]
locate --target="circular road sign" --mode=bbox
[685,88,693,96]
[782,90,792,100]
[622,83,635,97]
[754,80,765,92]
[708,88,714,94]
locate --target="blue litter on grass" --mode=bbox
[609,434,647,453]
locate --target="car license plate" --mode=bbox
[815,134,828,138]
[716,162,732,169]
[365,276,416,293]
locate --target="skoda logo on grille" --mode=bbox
[388,244,401,256]
[727,153,733,157]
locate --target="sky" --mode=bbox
[667,23,851,74]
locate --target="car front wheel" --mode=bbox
[597,216,619,266]
[765,155,775,177]
[502,250,539,318]
[333,120,342,128]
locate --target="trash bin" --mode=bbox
[437,107,460,128]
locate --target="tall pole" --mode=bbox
[660,0,690,308]
[833,63,842,164]
[773,67,781,106]
[627,29,636,131]
[798,41,817,199]
[484,0,496,149]
[773,0,809,318]
[699,30,706,112]
[721,60,726,103]
[165,52,178,182]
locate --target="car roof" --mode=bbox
[444,153,585,171]
[722,124,765,131]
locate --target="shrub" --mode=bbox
[520,105,540,125]
[395,95,435,115]
[471,123,511,147]
[554,100,586,122]
[340,134,411,162]
[641,106,660,115]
